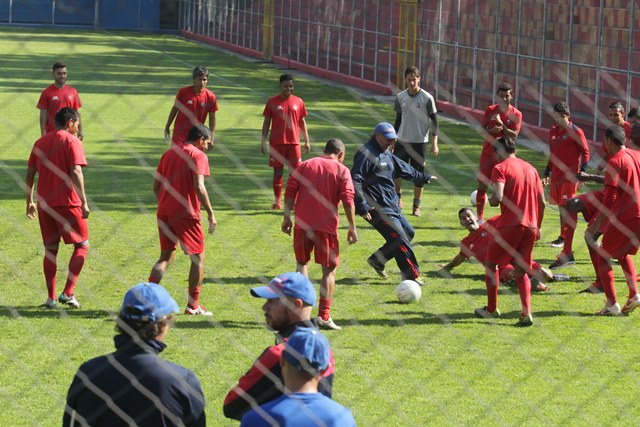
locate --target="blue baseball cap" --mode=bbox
[284,327,331,374]
[374,122,397,140]
[250,272,316,306]
[120,282,179,322]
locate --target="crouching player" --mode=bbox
[439,208,560,291]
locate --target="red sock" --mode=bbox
[588,246,601,282]
[318,297,331,321]
[562,211,578,254]
[188,286,201,308]
[273,169,284,205]
[476,189,486,220]
[64,245,88,296]
[43,249,58,299]
[619,255,638,299]
[148,276,160,284]
[596,255,617,304]
[516,275,532,316]
[485,268,499,312]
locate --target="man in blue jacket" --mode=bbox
[352,122,437,283]
[63,283,206,426]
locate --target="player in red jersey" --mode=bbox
[164,66,218,146]
[148,124,217,315]
[542,102,590,268]
[281,138,358,330]
[438,208,555,291]
[586,126,640,316]
[261,74,311,210]
[475,83,522,222]
[26,108,89,309]
[475,137,545,327]
[37,62,83,140]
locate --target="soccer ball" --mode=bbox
[470,190,487,206]
[396,280,422,304]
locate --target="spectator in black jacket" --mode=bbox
[223,272,334,420]
[63,282,206,427]
[352,122,437,284]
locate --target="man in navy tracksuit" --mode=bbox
[63,283,206,426]
[352,122,437,283]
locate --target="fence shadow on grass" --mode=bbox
[174,319,263,330]
[0,305,110,319]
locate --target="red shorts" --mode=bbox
[477,145,496,186]
[549,182,578,206]
[293,229,339,267]
[38,206,88,245]
[157,216,204,255]
[269,144,301,169]
[601,219,640,259]
[486,225,536,272]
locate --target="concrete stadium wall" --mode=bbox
[179,0,640,144]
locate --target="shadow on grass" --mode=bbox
[174,319,264,330]
[0,306,111,319]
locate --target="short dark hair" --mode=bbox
[280,74,294,84]
[609,101,625,112]
[494,136,516,154]
[605,125,626,146]
[52,62,66,71]
[497,82,512,93]
[404,66,420,77]
[54,107,79,128]
[628,107,639,120]
[458,207,473,219]
[323,138,345,155]
[192,65,209,79]
[553,102,571,116]
[187,124,212,142]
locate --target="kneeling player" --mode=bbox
[439,208,558,291]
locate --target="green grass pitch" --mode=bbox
[1,27,639,425]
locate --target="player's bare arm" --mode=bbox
[193,173,216,234]
[301,118,310,154]
[576,171,605,184]
[70,165,90,218]
[208,111,216,143]
[39,109,48,137]
[430,113,439,156]
[281,197,295,235]
[165,105,179,139]
[489,181,504,207]
[25,167,37,219]
[343,204,358,244]
[261,116,271,154]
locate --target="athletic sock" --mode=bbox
[63,244,88,296]
[619,255,638,299]
[516,275,532,316]
[273,169,284,205]
[43,249,58,300]
[318,297,331,321]
[476,189,487,220]
[596,255,617,304]
[562,211,578,254]
[188,286,201,308]
[485,268,499,312]
[412,198,421,208]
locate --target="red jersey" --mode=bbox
[263,94,307,145]
[156,144,210,220]
[37,84,82,134]
[284,156,354,235]
[172,86,218,145]
[28,130,87,207]
[491,156,543,229]
[547,122,590,185]
[481,104,522,147]
[459,216,500,263]
[602,148,640,224]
